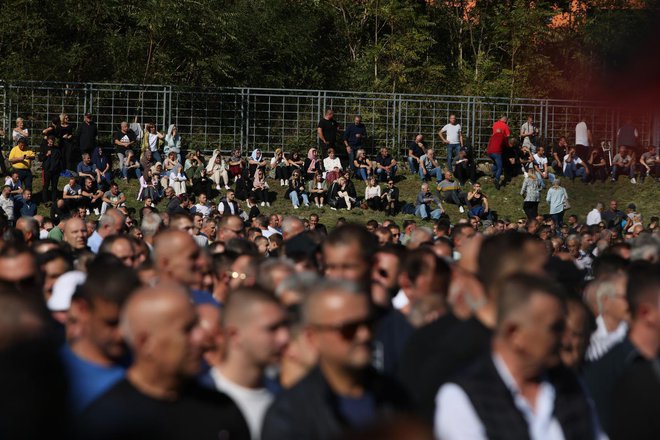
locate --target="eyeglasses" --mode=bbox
[226,271,248,280]
[311,317,374,340]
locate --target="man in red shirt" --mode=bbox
[487,129,508,190]
[492,115,511,137]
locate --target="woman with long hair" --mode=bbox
[206,149,230,190]
[251,168,270,206]
[141,122,164,163]
[285,169,309,209]
[353,149,372,183]
[364,176,382,210]
[308,172,327,208]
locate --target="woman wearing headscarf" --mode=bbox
[248,148,268,179]
[206,149,230,190]
[303,148,322,181]
[169,163,187,196]
[164,124,181,164]
[228,148,244,180]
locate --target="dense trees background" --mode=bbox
[0,0,658,99]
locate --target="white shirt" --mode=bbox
[435,354,564,440]
[262,226,281,239]
[585,316,628,362]
[391,289,410,310]
[192,203,211,218]
[364,185,381,200]
[218,200,237,215]
[586,209,602,226]
[533,153,548,169]
[210,368,273,440]
[562,154,583,173]
[575,122,590,146]
[323,156,342,171]
[441,123,462,144]
[148,132,158,151]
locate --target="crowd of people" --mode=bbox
[0,109,658,440]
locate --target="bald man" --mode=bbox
[263,279,409,440]
[79,284,250,440]
[153,229,204,287]
[64,217,88,251]
[203,288,289,440]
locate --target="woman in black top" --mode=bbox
[58,113,76,171]
[382,180,400,216]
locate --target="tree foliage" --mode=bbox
[0,0,657,98]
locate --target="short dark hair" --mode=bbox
[324,224,378,263]
[627,261,660,318]
[496,273,566,329]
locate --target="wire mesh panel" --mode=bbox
[0,81,655,158]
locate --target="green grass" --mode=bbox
[32,170,660,226]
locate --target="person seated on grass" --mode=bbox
[286,169,309,209]
[382,179,400,216]
[467,182,492,221]
[437,171,467,214]
[121,150,142,182]
[308,172,327,208]
[353,148,372,183]
[374,147,397,182]
[415,182,444,220]
[328,176,356,211]
[564,146,589,182]
[80,177,104,215]
[611,145,637,184]
[249,148,269,179]
[364,176,382,210]
[407,134,427,174]
[101,182,127,215]
[453,147,477,185]
[252,168,270,207]
[271,148,291,186]
[76,153,102,186]
[419,149,443,182]
[323,148,342,183]
[168,164,187,196]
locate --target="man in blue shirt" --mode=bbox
[343,115,367,171]
[15,189,37,218]
[61,258,140,412]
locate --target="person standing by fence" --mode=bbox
[317,109,339,156]
[439,114,463,172]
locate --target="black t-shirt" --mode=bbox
[113,129,137,147]
[552,145,566,161]
[375,154,393,168]
[318,118,339,144]
[79,378,250,440]
[78,122,98,151]
[407,141,426,158]
[591,149,606,166]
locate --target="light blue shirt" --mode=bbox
[546,186,568,215]
[87,230,103,254]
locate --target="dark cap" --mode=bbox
[627,203,637,211]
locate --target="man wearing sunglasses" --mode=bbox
[263,279,409,440]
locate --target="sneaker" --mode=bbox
[86,209,91,216]
[93,208,100,216]
[459,206,465,213]
[280,179,285,186]
[215,185,221,191]
[320,204,324,208]
[294,205,299,209]
[285,180,289,185]
[261,202,265,206]
[304,203,310,207]
[330,207,337,211]
[266,202,271,207]
[630,177,637,184]
[225,185,231,190]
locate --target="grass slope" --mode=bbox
[32,170,660,227]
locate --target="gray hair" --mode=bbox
[630,233,660,263]
[256,258,296,292]
[274,271,321,299]
[141,212,163,237]
[98,213,116,229]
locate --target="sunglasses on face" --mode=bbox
[311,316,374,340]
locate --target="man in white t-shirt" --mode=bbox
[563,147,588,182]
[438,114,463,172]
[206,287,289,440]
[532,146,555,189]
[575,118,592,160]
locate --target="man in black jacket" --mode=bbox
[262,279,409,440]
[435,274,601,440]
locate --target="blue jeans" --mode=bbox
[419,166,442,182]
[356,168,369,181]
[289,191,309,207]
[407,157,419,174]
[151,150,162,164]
[347,147,356,171]
[376,166,397,181]
[564,163,587,181]
[122,166,142,180]
[447,143,461,171]
[489,153,503,181]
[534,171,555,189]
[469,205,491,220]
[415,204,442,220]
[611,165,634,180]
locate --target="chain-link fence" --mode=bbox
[1,81,655,158]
